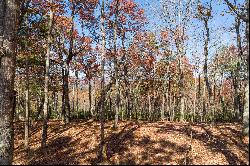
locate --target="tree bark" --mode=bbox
[0,0,18,164]
[41,2,54,148]
[88,79,93,116]
[98,0,107,161]
[161,93,165,120]
[243,84,249,136]
[203,19,212,100]
[113,0,120,129]
[75,71,79,114]
[24,54,29,150]
[234,16,243,121]
[63,61,70,124]
[24,11,30,150]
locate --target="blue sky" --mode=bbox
[131,0,246,73]
[71,0,246,78]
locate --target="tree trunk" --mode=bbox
[161,93,165,121]
[54,92,58,119]
[24,55,29,150]
[148,93,152,121]
[72,73,75,114]
[64,61,70,123]
[63,1,76,124]
[61,66,66,121]
[235,16,244,121]
[98,0,107,161]
[202,82,206,122]
[175,31,185,122]
[88,79,93,117]
[192,75,197,123]
[243,84,249,136]
[203,19,212,105]
[41,2,53,148]
[0,0,17,164]
[113,0,120,129]
[35,95,44,120]
[75,71,79,114]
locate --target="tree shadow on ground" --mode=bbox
[90,122,192,165]
[14,121,248,165]
[89,122,139,165]
[29,136,79,165]
[196,124,248,165]
[147,122,248,165]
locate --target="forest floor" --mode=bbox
[13,120,249,165]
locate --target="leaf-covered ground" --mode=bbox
[13,120,249,165]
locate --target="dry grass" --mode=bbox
[13,120,249,165]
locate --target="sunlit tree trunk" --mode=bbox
[243,2,249,136]
[0,0,18,164]
[23,11,30,150]
[24,53,29,150]
[41,1,54,148]
[113,0,120,129]
[202,11,213,118]
[88,79,93,117]
[243,84,249,136]
[75,70,79,114]
[192,75,197,123]
[233,16,243,121]
[161,93,165,121]
[98,0,107,161]
[72,72,75,114]
[148,93,152,121]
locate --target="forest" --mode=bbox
[0,0,249,165]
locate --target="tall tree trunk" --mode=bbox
[88,79,93,117]
[148,93,152,121]
[175,26,185,122]
[234,16,243,121]
[98,0,107,161]
[202,82,206,122]
[24,55,29,150]
[63,1,76,124]
[161,93,165,120]
[61,66,66,121]
[58,34,66,122]
[24,11,30,150]
[243,2,249,136]
[75,71,79,114]
[113,0,120,129]
[41,2,53,148]
[64,61,70,123]
[203,19,212,105]
[0,0,18,164]
[54,92,58,119]
[93,78,96,118]
[35,95,44,120]
[72,73,75,114]
[192,75,197,123]
[172,96,176,121]
[243,84,249,136]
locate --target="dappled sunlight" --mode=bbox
[13,120,249,165]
